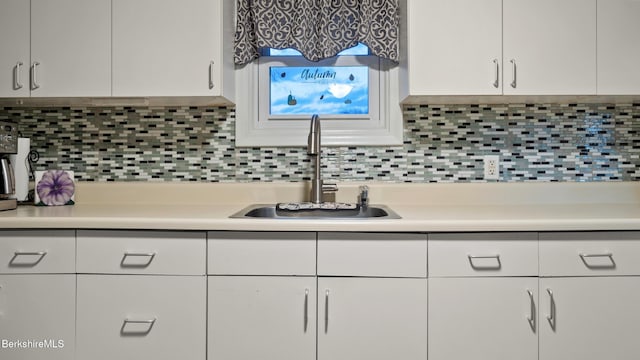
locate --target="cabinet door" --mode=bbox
[208,276,316,360]
[0,275,75,360]
[597,0,640,94]
[112,0,219,96]
[31,0,111,97]
[318,277,428,360]
[540,277,640,360]
[503,0,596,95]
[76,275,206,360]
[429,277,538,360]
[0,0,30,97]
[406,0,502,95]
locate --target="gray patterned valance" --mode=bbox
[234,0,400,65]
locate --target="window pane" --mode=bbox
[269,66,369,116]
[268,43,369,56]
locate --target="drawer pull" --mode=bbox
[31,62,40,90]
[209,60,215,89]
[121,318,157,335]
[546,289,556,331]
[527,290,536,332]
[303,288,309,333]
[510,59,517,88]
[467,254,502,270]
[579,253,616,269]
[9,251,47,267]
[120,252,157,268]
[324,289,330,334]
[492,59,499,88]
[14,62,24,90]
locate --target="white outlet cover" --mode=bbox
[483,155,500,180]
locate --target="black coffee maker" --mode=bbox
[0,120,17,211]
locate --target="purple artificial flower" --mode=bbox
[36,170,75,206]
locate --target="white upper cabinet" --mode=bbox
[403,0,597,97]
[503,0,596,95]
[0,0,30,97]
[31,0,111,97]
[0,0,111,98]
[404,0,503,96]
[597,0,640,95]
[112,0,234,98]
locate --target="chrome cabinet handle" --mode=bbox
[527,290,536,332]
[31,62,40,90]
[303,288,309,333]
[510,59,517,88]
[9,251,47,267]
[120,318,156,335]
[579,253,616,269]
[14,62,24,90]
[324,289,330,334]
[493,59,499,88]
[467,254,502,270]
[209,60,215,89]
[546,288,556,331]
[120,252,156,268]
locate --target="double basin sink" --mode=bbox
[231,203,401,219]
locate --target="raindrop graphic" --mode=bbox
[319,94,324,100]
[349,74,355,81]
[281,72,286,78]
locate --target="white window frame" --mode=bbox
[235,53,403,147]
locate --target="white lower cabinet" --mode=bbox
[429,277,538,360]
[0,230,76,360]
[317,232,428,360]
[318,277,428,360]
[208,276,317,360]
[207,231,317,360]
[0,275,75,360]
[539,231,640,360]
[76,230,207,360]
[5,228,640,360]
[539,277,640,360]
[428,232,539,360]
[207,231,428,360]
[76,275,206,360]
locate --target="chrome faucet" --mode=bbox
[307,114,337,203]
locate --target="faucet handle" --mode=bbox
[322,182,338,193]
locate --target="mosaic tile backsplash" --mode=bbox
[1,103,638,182]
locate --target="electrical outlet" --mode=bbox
[484,155,500,180]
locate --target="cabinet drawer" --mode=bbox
[208,232,315,275]
[77,275,206,360]
[540,231,640,276]
[317,232,427,278]
[77,230,206,275]
[428,233,538,277]
[0,230,75,274]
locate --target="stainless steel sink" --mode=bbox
[230,204,401,219]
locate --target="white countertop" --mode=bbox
[1,182,639,232]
